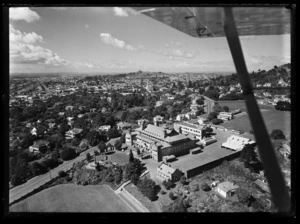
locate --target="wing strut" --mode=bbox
[223,7,290,212]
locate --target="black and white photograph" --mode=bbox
[5,5,294,215]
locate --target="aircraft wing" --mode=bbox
[130,7,290,37]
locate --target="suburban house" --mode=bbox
[153,115,164,126]
[65,105,74,111]
[217,111,233,121]
[221,135,256,151]
[155,100,164,108]
[215,181,239,198]
[90,108,97,113]
[116,122,132,131]
[137,119,149,127]
[29,140,49,153]
[65,128,83,139]
[176,114,186,121]
[98,125,111,132]
[255,179,271,193]
[156,162,182,182]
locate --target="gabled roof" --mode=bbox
[158,163,176,175]
[217,181,239,193]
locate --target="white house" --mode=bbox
[98,125,111,132]
[215,181,239,198]
[176,114,186,121]
[30,127,37,136]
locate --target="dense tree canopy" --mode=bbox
[270,129,286,140]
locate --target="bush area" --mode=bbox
[187,160,276,212]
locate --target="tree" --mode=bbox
[162,179,174,190]
[223,106,229,112]
[131,173,139,185]
[163,198,188,212]
[240,144,258,170]
[136,148,141,155]
[180,176,187,185]
[114,140,122,151]
[98,142,107,154]
[203,90,219,100]
[207,112,218,121]
[10,174,24,186]
[177,81,184,91]
[58,170,67,178]
[206,127,213,133]
[86,130,100,146]
[129,150,134,163]
[190,182,199,192]
[107,126,120,139]
[213,105,223,113]
[201,183,211,191]
[59,123,69,136]
[30,162,43,176]
[211,118,223,125]
[196,98,204,105]
[270,129,286,140]
[60,147,77,161]
[86,152,92,162]
[95,162,101,171]
[275,101,290,111]
[120,133,126,143]
[137,177,157,201]
[236,188,251,205]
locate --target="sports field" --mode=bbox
[220,109,291,138]
[10,184,133,212]
[217,100,273,111]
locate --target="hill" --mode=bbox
[10,184,133,212]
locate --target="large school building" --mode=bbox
[130,121,198,162]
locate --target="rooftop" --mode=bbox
[158,163,176,175]
[136,124,190,143]
[217,181,239,193]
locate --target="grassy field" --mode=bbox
[217,100,273,112]
[10,184,132,212]
[220,109,291,138]
[109,151,129,165]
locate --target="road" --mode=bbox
[9,146,98,204]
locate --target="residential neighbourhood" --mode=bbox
[8,6,292,214]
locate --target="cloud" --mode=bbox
[250,57,263,64]
[72,61,101,69]
[85,24,89,29]
[9,7,40,23]
[175,62,191,68]
[280,55,291,63]
[10,43,67,66]
[10,24,43,44]
[9,25,97,69]
[113,7,129,17]
[99,33,136,51]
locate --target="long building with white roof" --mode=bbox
[221,135,256,151]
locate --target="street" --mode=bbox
[9,146,98,204]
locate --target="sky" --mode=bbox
[9,7,291,74]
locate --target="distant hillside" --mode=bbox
[9,184,132,212]
[250,63,291,85]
